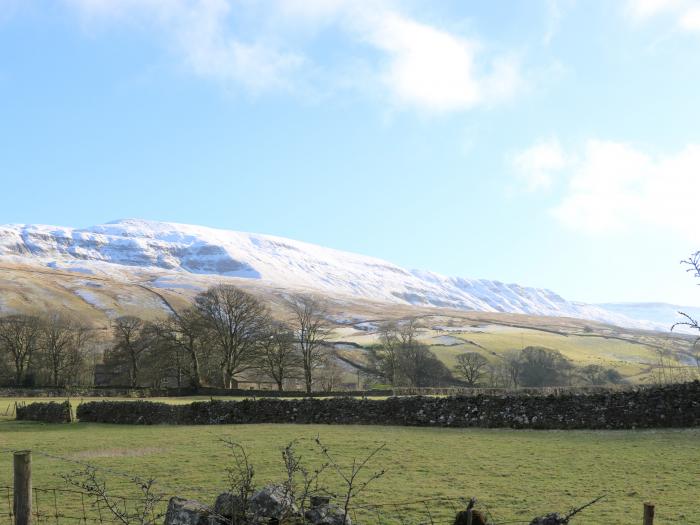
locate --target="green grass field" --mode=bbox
[335,322,680,384]
[1,417,698,524]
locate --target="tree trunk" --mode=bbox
[305,367,312,394]
[130,354,138,388]
[52,363,60,388]
[14,357,24,386]
[189,349,202,389]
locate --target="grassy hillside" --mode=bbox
[332,318,694,384]
[0,420,697,523]
[0,261,696,384]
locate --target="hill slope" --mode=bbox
[0,218,647,328]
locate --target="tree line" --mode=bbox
[4,279,690,391]
[0,312,95,387]
[366,320,625,389]
[104,286,335,392]
[0,285,336,392]
[0,285,630,391]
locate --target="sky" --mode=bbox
[1,0,700,306]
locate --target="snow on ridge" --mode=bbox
[0,218,651,329]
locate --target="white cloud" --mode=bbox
[519,138,700,238]
[370,13,521,112]
[512,138,569,191]
[679,6,700,30]
[625,0,700,32]
[66,0,305,91]
[626,0,684,20]
[64,0,523,111]
[543,0,569,45]
[365,13,481,112]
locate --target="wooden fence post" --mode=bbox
[643,502,655,525]
[13,450,32,525]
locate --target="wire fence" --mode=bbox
[0,485,532,525]
[0,448,633,525]
[0,402,17,420]
[0,485,162,525]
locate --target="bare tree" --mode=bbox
[317,353,345,392]
[454,352,489,387]
[39,313,91,387]
[281,440,327,520]
[63,467,163,525]
[257,322,301,391]
[368,318,423,387]
[109,316,154,388]
[368,321,402,386]
[502,350,523,388]
[368,318,452,388]
[0,314,42,385]
[286,295,332,394]
[315,436,386,524]
[221,438,256,518]
[396,317,420,347]
[670,251,700,379]
[398,342,452,387]
[673,251,700,336]
[195,285,269,388]
[159,307,208,389]
[517,347,573,387]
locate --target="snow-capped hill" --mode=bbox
[596,303,700,334]
[0,219,659,329]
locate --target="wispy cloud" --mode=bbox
[512,138,569,191]
[625,0,700,33]
[515,138,700,239]
[64,0,524,112]
[66,0,305,91]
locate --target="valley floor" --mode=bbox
[0,419,698,523]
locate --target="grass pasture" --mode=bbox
[0,417,698,524]
[335,322,675,384]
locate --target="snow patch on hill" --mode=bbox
[0,219,681,330]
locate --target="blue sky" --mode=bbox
[1,0,700,305]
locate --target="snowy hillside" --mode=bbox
[0,219,663,329]
[596,303,700,334]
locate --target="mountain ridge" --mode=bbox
[0,218,688,331]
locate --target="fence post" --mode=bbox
[643,502,654,525]
[14,450,32,525]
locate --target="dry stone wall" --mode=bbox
[16,400,72,423]
[73,382,700,430]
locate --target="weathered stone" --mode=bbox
[309,496,330,508]
[16,400,72,423]
[249,485,297,520]
[75,381,700,430]
[529,513,568,525]
[304,504,350,525]
[213,493,244,519]
[164,497,211,525]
